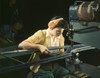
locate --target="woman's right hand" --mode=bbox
[38,45,52,54]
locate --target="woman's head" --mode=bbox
[48,16,68,37]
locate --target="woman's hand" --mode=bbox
[38,45,52,54]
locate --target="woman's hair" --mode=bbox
[50,16,63,21]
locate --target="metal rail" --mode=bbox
[0,53,71,74]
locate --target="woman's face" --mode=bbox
[51,28,64,37]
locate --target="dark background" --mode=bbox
[0,0,74,35]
